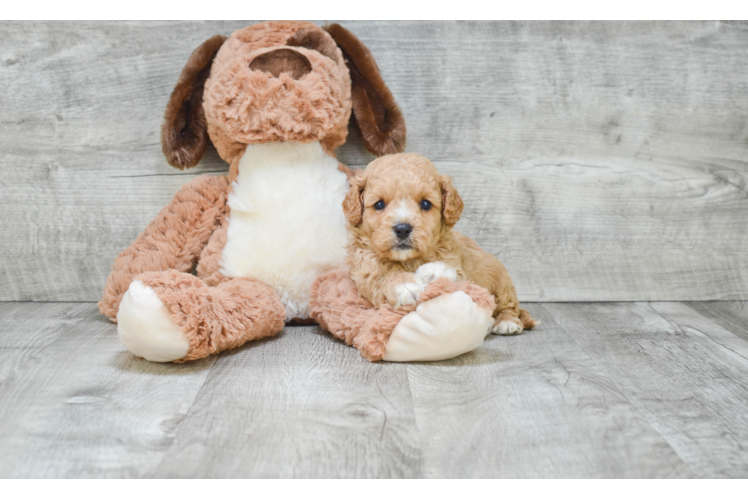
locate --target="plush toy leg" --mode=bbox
[117,280,191,362]
[310,270,495,362]
[382,291,494,362]
[117,270,285,362]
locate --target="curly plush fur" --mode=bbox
[137,270,285,362]
[204,34,351,150]
[324,24,406,156]
[162,35,227,170]
[309,270,495,361]
[99,175,230,319]
[102,22,498,363]
[101,22,416,362]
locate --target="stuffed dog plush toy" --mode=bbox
[100,21,498,363]
[341,153,537,335]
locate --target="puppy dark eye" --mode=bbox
[420,200,432,211]
[374,200,385,210]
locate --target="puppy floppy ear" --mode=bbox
[162,35,227,170]
[440,175,464,227]
[343,175,367,226]
[324,23,406,157]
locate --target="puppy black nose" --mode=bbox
[249,48,312,79]
[393,223,413,240]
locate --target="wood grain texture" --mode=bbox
[444,156,748,302]
[653,302,748,364]
[1,21,748,302]
[686,301,748,344]
[0,303,216,478]
[3,301,748,478]
[155,327,422,478]
[405,304,692,478]
[543,302,748,478]
[0,302,92,383]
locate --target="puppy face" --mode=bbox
[344,153,464,262]
[204,21,352,151]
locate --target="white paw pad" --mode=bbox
[395,280,426,306]
[415,261,458,284]
[117,280,190,362]
[492,320,524,335]
[383,291,495,362]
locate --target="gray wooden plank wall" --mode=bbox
[1,21,747,302]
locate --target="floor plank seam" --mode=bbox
[652,303,748,365]
[150,355,220,478]
[535,303,698,478]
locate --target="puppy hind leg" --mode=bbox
[491,309,525,336]
[519,308,539,330]
[488,279,537,334]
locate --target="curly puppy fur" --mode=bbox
[343,153,537,334]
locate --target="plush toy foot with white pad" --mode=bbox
[491,320,524,335]
[309,269,499,363]
[117,280,190,362]
[383,290,494,362]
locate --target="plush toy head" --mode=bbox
[161,21,406,172]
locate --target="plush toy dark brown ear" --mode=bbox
[324,23,406,157]
[343,174,367,226]
[161,35,227,169]
[440,175,464,227]
[287,28,340,64]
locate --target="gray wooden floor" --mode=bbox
[3,21,747,479]
[1,301,747,478]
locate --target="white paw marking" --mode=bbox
[117,280,190,362]
[491,320,524,335]
[394,280,426,306]
[415,261,458,284]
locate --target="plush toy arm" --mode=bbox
[310,270,496,362]
[99,174,230,321]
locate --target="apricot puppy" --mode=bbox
[343,153,537,335]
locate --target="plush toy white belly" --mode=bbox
[219,141,349,321]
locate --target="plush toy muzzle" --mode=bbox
[161,21,407,173]
[248,48,314,79]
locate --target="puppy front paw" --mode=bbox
[415,261,458,284]
[394,280,426,307]
[491,320,524,335]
